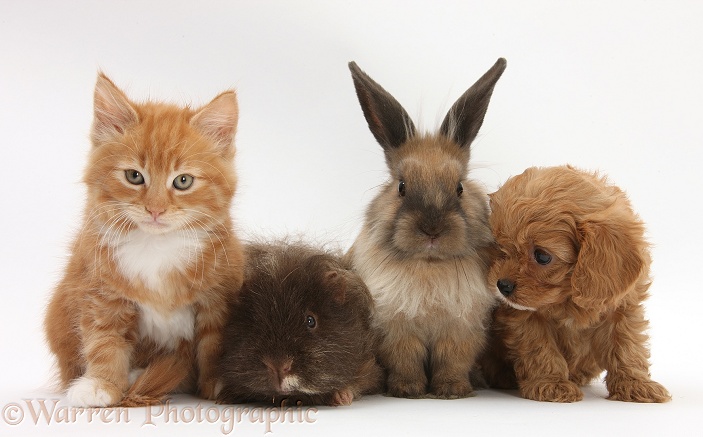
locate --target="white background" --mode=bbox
[1,1,701,435]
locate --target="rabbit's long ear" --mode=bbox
[440,58,506,150]
[348,62,416,152]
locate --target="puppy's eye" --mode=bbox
[305,314,317,329]
[457,182,464,197]
[398,180,406,197]
[534,248,552,265]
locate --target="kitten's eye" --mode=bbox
[398,180,406,197]
[173,174,194,190]
[305,314,317,330]
[125,170,145,185]
[534,248,552,265]
[457,182,464,197]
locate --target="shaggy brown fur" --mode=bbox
[217,242,383,406]
[482,165,670,403]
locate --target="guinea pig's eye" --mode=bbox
[305,314,317,329]
[533,248,553,265]
[125,170,145,185]
[398,180,406,197]
[456,182,464,197]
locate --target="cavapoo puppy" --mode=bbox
[481,165,670,403]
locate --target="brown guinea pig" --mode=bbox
[216,242,384,406]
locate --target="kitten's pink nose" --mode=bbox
[146,206,165,220]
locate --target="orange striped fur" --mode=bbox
[44,73,244,407]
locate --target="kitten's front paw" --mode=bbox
[607,378,671,403]
[67,376,121,407]
[521,380,583,403]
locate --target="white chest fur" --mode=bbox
[108,229,202,349]
[137,303,195,350]
[111,228,203,291]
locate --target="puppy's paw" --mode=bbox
[386,379,426,399]
[607,379,671,403]
[521,380,583,403]
[67,376,121,407]
[428,380,474,399]
[569,371,595,387]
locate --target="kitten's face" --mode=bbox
[84,74,238,237]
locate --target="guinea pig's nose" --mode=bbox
[497,279,516,296]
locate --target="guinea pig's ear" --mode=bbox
[348,62,416,156]
[571,220,646,311]
[439,58,506,151]
[323,269,348,304]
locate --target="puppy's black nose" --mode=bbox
[497,279,516,296]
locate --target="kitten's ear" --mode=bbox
[439,58,506,150]
[191,91,239,159]
[92,72,139,144]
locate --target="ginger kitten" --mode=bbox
[44,73,245,407]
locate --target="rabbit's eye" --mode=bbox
[533,248,552,265]
[457,182,464,196]
[398,180,406,197]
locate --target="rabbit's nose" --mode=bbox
[497,279,516,296]
[420,227,441,239]
[418,215,444,238]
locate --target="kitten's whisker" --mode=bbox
[89,153,133,168]
[184,217,218,271]
[92,210,129,280]
[180,208,231,234]
[186,216,230,269]
[187,160,234,195]
[175,138,199,162]
[180,226,199,295]
[183,222,207,293]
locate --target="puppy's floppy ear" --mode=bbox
[571,220,645,311]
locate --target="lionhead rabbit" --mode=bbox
[346,58,506,398]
